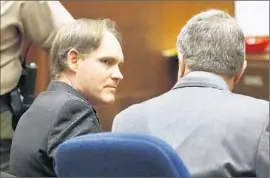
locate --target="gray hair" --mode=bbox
[176,9,245,76]
[50,18,122,79]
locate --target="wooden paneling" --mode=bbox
[30,1,234,130]
[233,58,269,101]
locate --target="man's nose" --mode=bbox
[112,67,123,80]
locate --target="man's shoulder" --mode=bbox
[230,92,269,109]
[115,103,142,120]
[114,93,166,123]
[114,90,269,120]
[36,89,87,106]
[218,93,269,130]
[113,102,149,132]
[24,89,91,122]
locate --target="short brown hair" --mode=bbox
[50,18,122,79]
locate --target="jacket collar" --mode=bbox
[47,80,100,124]
[47,80,88,103]
[172,71,230,91]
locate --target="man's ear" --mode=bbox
[67,48,80,72]
[234,59,247,84]
[177,51,186,78]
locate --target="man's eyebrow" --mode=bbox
[98,57,124,64]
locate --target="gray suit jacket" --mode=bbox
[113,71,269,177]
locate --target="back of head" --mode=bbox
[177,9,245,77]
[50,18,122,79]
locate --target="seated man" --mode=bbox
[112,9,269,178]
[9,18,124,177]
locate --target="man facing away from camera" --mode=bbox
[8,18,124,177]
[112,10,269,178]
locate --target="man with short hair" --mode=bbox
[112,10,269,177]
[9,18,124,177]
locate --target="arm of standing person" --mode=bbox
[20,1,74,51]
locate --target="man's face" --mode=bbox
[75,31,124,107]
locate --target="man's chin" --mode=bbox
[96,96,115,108]
[106,98,115,105]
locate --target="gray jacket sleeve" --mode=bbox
[256,120,269,178]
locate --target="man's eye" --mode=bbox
[102,60,110,65]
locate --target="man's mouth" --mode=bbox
[106,86,117,89]
[105,86,117,92]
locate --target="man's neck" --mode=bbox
[56,73,78,91]
[182,70,234,91]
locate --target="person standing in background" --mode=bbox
[0,1,74,171]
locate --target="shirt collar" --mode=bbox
[172,71,230,91]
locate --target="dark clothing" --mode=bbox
[0,139,12,172]
[0,93,10,113]
[8,81,102,177]
[0,93,13,172]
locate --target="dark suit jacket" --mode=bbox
[113,71,269,178]
[8,81,102,177]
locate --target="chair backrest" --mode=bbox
[90,132,191,176]
[55,132,191,177]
